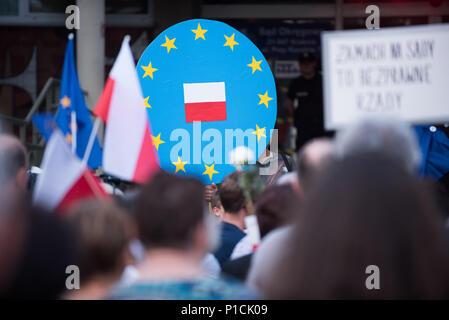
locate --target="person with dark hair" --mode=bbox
[213,171,253,266]
[109,172,256,300]
[64,199,134,299]
[287,51,326,151]
[1,204,79,299]
[221,184,300,281]
[254,184,299,239]
[0,134,28,193]
[265,154,449,299]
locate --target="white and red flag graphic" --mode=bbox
[183,82,227,122]
[33,130,108,213]
[94,37,159,183]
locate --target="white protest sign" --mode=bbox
[322,24,449,130]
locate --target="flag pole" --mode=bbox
[68,33,77,155]
[82,117,101,167]
[73,26,99,167]
[71,111,77,154]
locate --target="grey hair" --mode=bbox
[333,117,422,173]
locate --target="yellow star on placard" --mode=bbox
[192,23,207,40]
[60,96,71,108]
[161,35,177,53]
[247,56,262,74]
[141,62,158,79]
[258,91,273,108]
[143,96,152,109]
[172,156,188,173]
[151,133,165,150]
[224,33,239,51]
[203,163,218,181]
[252,125,267,142]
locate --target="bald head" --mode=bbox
[0,134,28,188]
[297,138,333,193]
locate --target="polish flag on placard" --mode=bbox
[33,130,108,213]
[94,36,159,183]
[183,82,227,123]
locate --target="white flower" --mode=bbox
[229,146,255,168]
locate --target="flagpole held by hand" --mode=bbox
[82,117,101,167]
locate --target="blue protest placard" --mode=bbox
[137,19,277,184]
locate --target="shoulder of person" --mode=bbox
[246,226,294,294]
[257,226,293,255]
[203,275,260,299]
[201,253,221,277]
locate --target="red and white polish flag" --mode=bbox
[94,37,159,184]
[33,130,108,213]
[183,82,227,123]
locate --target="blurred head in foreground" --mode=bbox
[2,205,78,299]
[0,134,28,193]
[0,188,27,295]
[65,199,133,299]
[255,184,300,238]
[296,137,334,196]
[267,153,449,299]
[135,171,210,258]
[0,134,29,295]
[333,117,421,173]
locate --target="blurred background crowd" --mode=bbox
[1,116,449,299]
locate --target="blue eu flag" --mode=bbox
[32,113,56,141]
[55,35,102,169]
[415,125,449,180]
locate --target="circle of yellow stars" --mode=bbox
[139,22,274,181]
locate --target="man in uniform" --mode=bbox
[287,51,325,151]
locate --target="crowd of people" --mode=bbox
[0,116,449,299]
